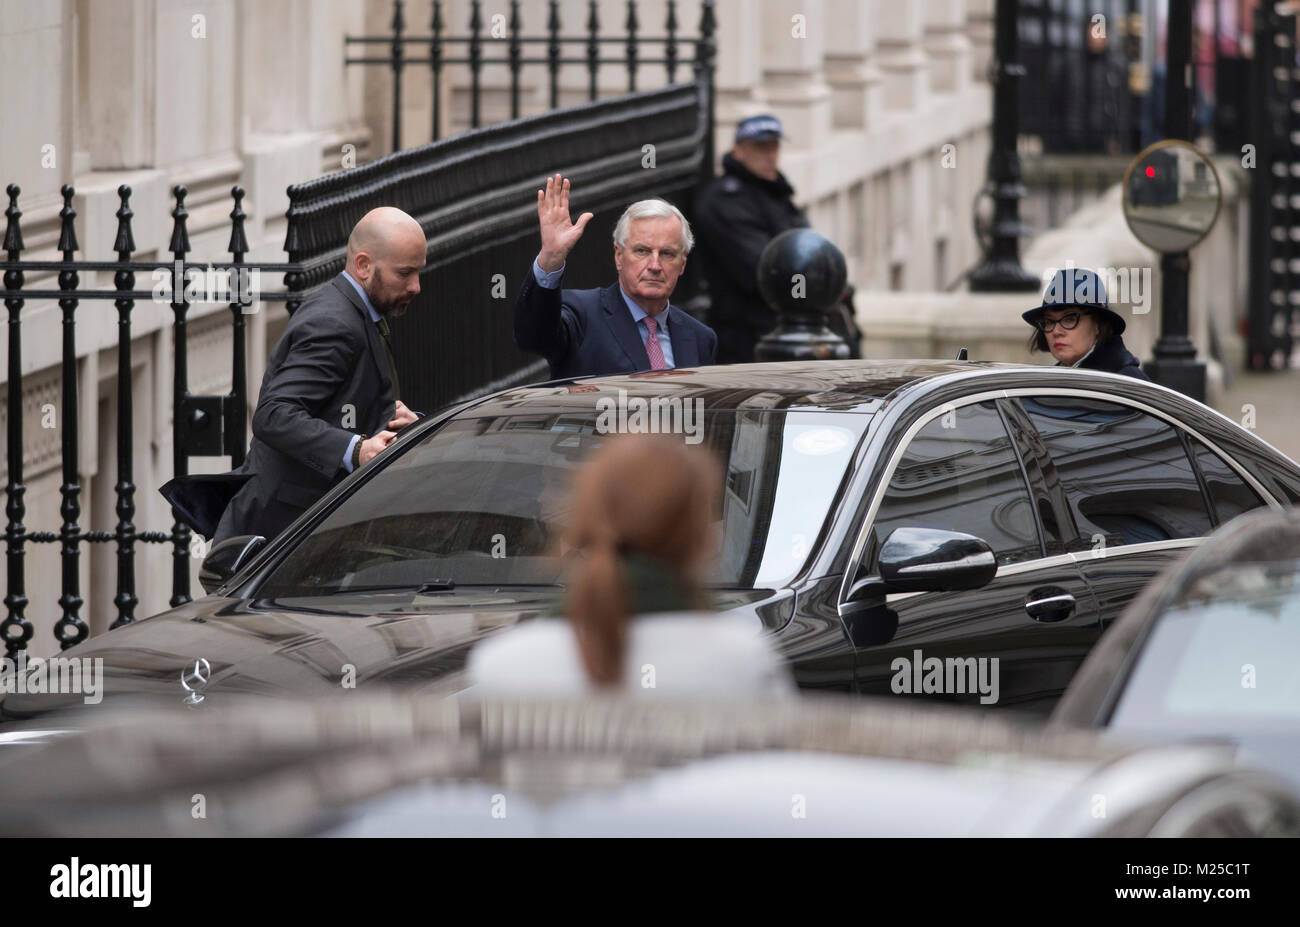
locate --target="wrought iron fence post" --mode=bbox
[509,0,522,120]
[2,185,30,657]
[469,0,483,129]
[391,0,406,151]
[431,0,444,140]
[626,0,639,93]
[168,185,192,607]
[284,188,305,316]
[587,0,600,101]
[227,186,249,468]
[695,0,716,179]
[547,0,560,108]
[665,0,679,83]
[110,185,138,630]
[53,185,87,648]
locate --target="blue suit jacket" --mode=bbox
[514,272,718,378]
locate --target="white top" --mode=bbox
[465,611,796,699]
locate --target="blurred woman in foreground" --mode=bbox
[468,434,794,698]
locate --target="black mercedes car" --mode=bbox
[5,360,1300,721]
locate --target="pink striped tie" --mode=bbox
[643,314,668,370]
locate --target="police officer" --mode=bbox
[694,114,860,363]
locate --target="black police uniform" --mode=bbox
[693,154,812,363]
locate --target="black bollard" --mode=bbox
[753,229,851,361]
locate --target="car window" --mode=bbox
[870,400,1041,568]
[1109,566,1300,734]
[1021,396,1213,548]
[255,409,870,596]
[1188,438,1266,525]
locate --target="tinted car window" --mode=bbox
[1022,396,1213,547]
[871,400,1041,567]
[1108,565,1300,792]
[1189,438,1266,525]
[256,410,869,596]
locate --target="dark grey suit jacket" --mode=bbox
[513,273,717,379]
[214,274,396,542]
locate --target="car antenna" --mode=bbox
[955,347,969,360]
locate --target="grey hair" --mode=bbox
[612,198,694,255]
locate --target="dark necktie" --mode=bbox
[376,317,401,402]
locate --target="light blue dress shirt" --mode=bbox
[531,259,674,368]
[340,271,382,473]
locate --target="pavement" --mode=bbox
[1209,362,1300,463]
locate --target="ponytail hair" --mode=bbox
[567,534,629,687]
[562,434,721,688]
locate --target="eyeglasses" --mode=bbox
[1035,312,1082,333]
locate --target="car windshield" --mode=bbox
[1110,563,1300,732]
[256,409,870,596]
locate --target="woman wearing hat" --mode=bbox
[1023,268,1151,381]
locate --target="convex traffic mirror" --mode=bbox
[1121,140,1223,254]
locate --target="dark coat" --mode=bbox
[1072,334,1151,381]
[513,274,717,379]
[693,154,809,361]
[213,274,397,542]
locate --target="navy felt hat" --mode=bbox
[735,114,784,143]
[1022,267,1127,335]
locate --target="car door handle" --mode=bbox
[1025,592,1075,622]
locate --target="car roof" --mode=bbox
[469,360,1055,415]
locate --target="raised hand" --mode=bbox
[536,173,593,273]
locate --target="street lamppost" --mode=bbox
[970,0,1040,293]
[1144,0,1206,401]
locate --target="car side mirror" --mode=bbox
[840,577,899,647]
[199,535,266,594]
[878,526,997,593]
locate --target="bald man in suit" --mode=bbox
[210,207,426,542]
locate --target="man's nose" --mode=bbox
[646,252,662,270]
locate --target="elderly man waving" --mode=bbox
[513,174,717,378]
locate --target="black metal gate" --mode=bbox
[1246,3,1299,371]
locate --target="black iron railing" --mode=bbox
[346,0,716,153]
[2,183,296,655]
[3,69,712,655]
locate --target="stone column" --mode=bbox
[822,0,883,130]
[875,0,929,111]
[82,0,155,172]
[966,0,995,85]
[712,0,765,158]
[756,0,832,146]
[925,0,972,94]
